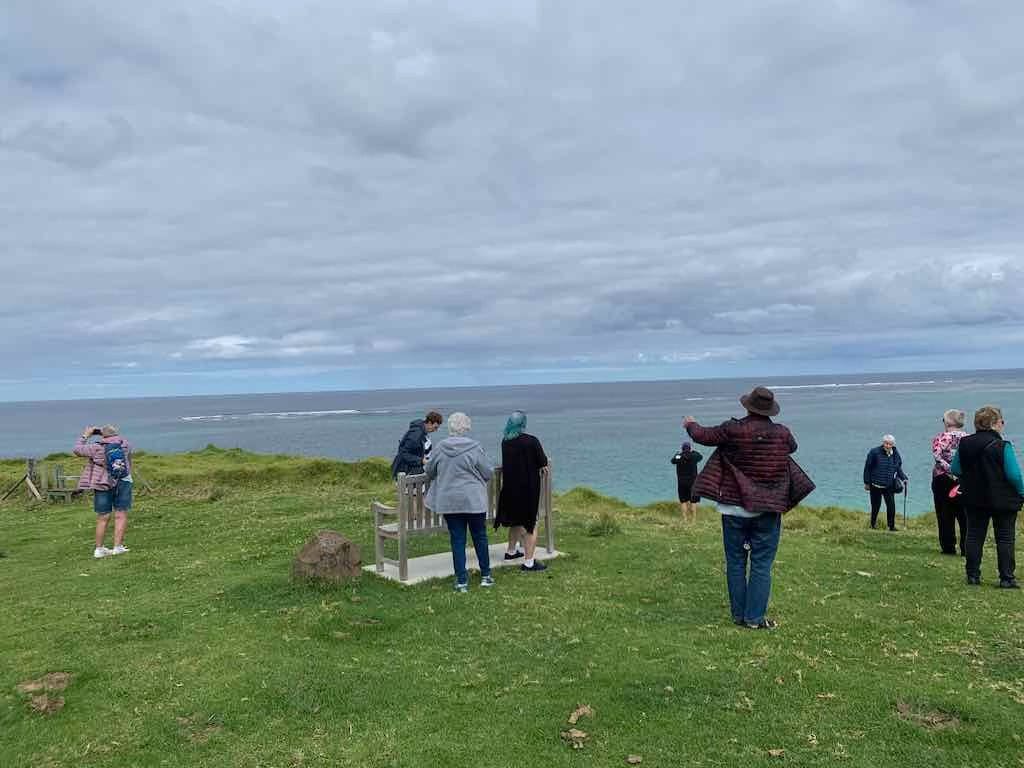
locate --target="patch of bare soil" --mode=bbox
[895,700,961,730]
[16,672,73,715]
[29,694,65,715]
[177,714,223,744]
[17,672,73,694]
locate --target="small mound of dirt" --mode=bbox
[17,672,73,694]
[29,694,65,715]
[896,700,960,730]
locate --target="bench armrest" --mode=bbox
[372,501,398,523]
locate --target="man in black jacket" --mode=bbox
[391,411,443,478]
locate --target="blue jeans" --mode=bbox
[721,513,782,624]
[444,513,491,584]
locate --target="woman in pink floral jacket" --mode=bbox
[74,425,133,559]
[932,409,967,555]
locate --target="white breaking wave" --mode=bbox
[770,380,937,391]
[180,409,387,422]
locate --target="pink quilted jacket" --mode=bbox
[74,436,133,491]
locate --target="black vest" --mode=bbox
[957,430,1024,513]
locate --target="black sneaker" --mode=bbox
[504,551,524,561]
[998,579,1020,589]
[520,561,547,572]
[966,576,981,586]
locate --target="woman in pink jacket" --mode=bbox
[74,424,133,559]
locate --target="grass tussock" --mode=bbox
[585,509,622,537]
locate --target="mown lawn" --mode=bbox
[1,447,1022,767]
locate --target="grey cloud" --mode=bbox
[2,1,1024,400]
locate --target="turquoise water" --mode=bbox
[2,369,1022,515]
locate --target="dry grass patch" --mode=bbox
[895,700,961,730]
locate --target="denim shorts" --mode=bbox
[94,481,133,515]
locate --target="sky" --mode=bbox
[2,1,1023,402]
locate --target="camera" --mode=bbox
[92,428,103,436]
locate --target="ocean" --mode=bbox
[3,369,1023,516]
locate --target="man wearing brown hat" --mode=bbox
[684,386,810,630]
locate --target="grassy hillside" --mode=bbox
[1,447,1022,767]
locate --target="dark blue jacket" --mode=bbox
[391,419,428,478]
[863,446,907,489]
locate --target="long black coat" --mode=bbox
[496,433,548,529]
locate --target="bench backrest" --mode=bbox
[395,465,551,531]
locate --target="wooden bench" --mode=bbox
[38,464,81,503]
[372,465,555,583]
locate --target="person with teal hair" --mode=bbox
[503,410,527,441]
[495,411,550,571]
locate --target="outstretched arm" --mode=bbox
[683,417,730,446]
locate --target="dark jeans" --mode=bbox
[965,507,1017,582]
[869,486,896,529]
[444,513,491,585]
[721,513,782,624]
[932,474,966,555]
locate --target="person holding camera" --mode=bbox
[74,425,134,559]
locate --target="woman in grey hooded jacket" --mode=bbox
[425,412,495,592]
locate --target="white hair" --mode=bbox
[943,409,965,429]
[100,424,120,437]
[447,412,472,436]
[882,434,896,445]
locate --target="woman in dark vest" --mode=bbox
[671,442,702,523]
[495,411,549,572]
[951,405,1024,588]
[862,435,908,530]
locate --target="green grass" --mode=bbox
[1,447,1022,767]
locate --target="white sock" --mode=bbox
[524,558,535,567]
[516,544,524,553]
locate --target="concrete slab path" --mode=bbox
[364,543,565,585]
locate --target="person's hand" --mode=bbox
[683,416,696,426]
[82,425,94,438]
[864,484,870,492]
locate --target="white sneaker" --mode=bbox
[93,547,112,559]
[110,545,129,555]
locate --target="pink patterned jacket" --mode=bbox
[932,429,967,478]
[73,436,133,491]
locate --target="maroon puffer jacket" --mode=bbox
[686,414,801,514]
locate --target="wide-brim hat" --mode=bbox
[740,386,780,417]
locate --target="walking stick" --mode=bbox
[903,480,908,529]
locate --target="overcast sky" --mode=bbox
[2,1,1023,402]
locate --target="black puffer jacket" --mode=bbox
[391,419,428,478]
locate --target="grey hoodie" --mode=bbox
[424,435,494,515]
